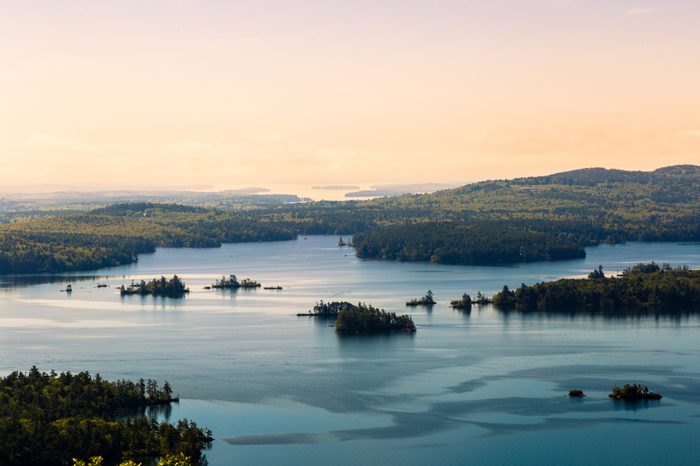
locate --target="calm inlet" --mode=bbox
[1,237,700,465]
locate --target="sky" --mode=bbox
[1,0,698,194]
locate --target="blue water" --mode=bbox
[1,237,699,465]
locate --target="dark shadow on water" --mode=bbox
[116,402,174,423]
[495,306,699,324]
[335,331,416,355]
[119,294,186,310]
[0,274,112,289]
[452,308,472,318]
[610,399,663,412]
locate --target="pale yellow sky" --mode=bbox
[1,1,698,193]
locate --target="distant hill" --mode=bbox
[1,165,698,273]
[351,165,700,266]
[89,202,208,216]
[518,165,699,185]
[368,165,700,222]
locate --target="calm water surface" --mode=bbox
[1,237,700,465]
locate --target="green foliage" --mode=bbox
[158,452,194,466]
[492,285,516,308]
[120,276,189,298]
[353,222,586,265]
[209,274,261,289]
[492,264,700,313]
[609,384,662,401]
[0,368,211,466]
[72,453,192,466]
[309,301,357,318]
[350,165,700,265]
[0,205,297,274]
[450,293,472,309]
[2,165,699,272]
[406,290,436,306]
[334,303,416,334]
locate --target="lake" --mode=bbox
[1,237,700,465]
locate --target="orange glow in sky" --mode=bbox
[1,1,698,193]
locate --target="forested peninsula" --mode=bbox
[0,165,698,274]
[491,263,700,313]
[0,367,212,466]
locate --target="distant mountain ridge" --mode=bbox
[368,165,700,221]
[517,164,700,185]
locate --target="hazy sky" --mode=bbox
[1,1,698,192]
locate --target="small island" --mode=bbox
[492,263,700,313]
[297,301,416,334]
[210,274,261,289]
[264,285,283,290]
[472,291,492,305]
[568,389,586,398]
[450,293,472,310]
[609,384,662,401]
[335,303,416,334]
[119,275,189,298]
[406,290,436,307]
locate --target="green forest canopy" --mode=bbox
[0,367,212,466]
[1,165,698,273]
[491,263,700,313]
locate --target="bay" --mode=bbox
[1,237,699,465]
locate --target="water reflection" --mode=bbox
[117,402,174,422]
[0,274,109,289]
[494,306,699,323]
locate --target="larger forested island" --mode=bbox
[492,263,700,313]
[0,367,212,466]
[300,301,416,334]
[0,165,698,273]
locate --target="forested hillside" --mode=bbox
[0,204,296,274]
[352,165,700,265]
[0,166,698,273]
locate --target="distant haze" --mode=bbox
[1,2,699,190]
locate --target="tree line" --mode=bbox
[492,263,700,313]
[0,367,212,466]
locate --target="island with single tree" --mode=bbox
[119,275,189,298]
[0,367,212,466]
[492,263,700,313]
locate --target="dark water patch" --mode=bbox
[472,416,685,437]
[0,274,110,289]
[333,412,462,441]
[224,432,323,445]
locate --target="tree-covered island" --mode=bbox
[492,263,700,313]
[0,367,212,466]
[450,293,473,310]
[406,290,436,306]
[297,300,357,318]
[297,301,416,334]
[335,303,416,334]
[119,276,189,298]
[210,274,261,289]
[609,384,662,401]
